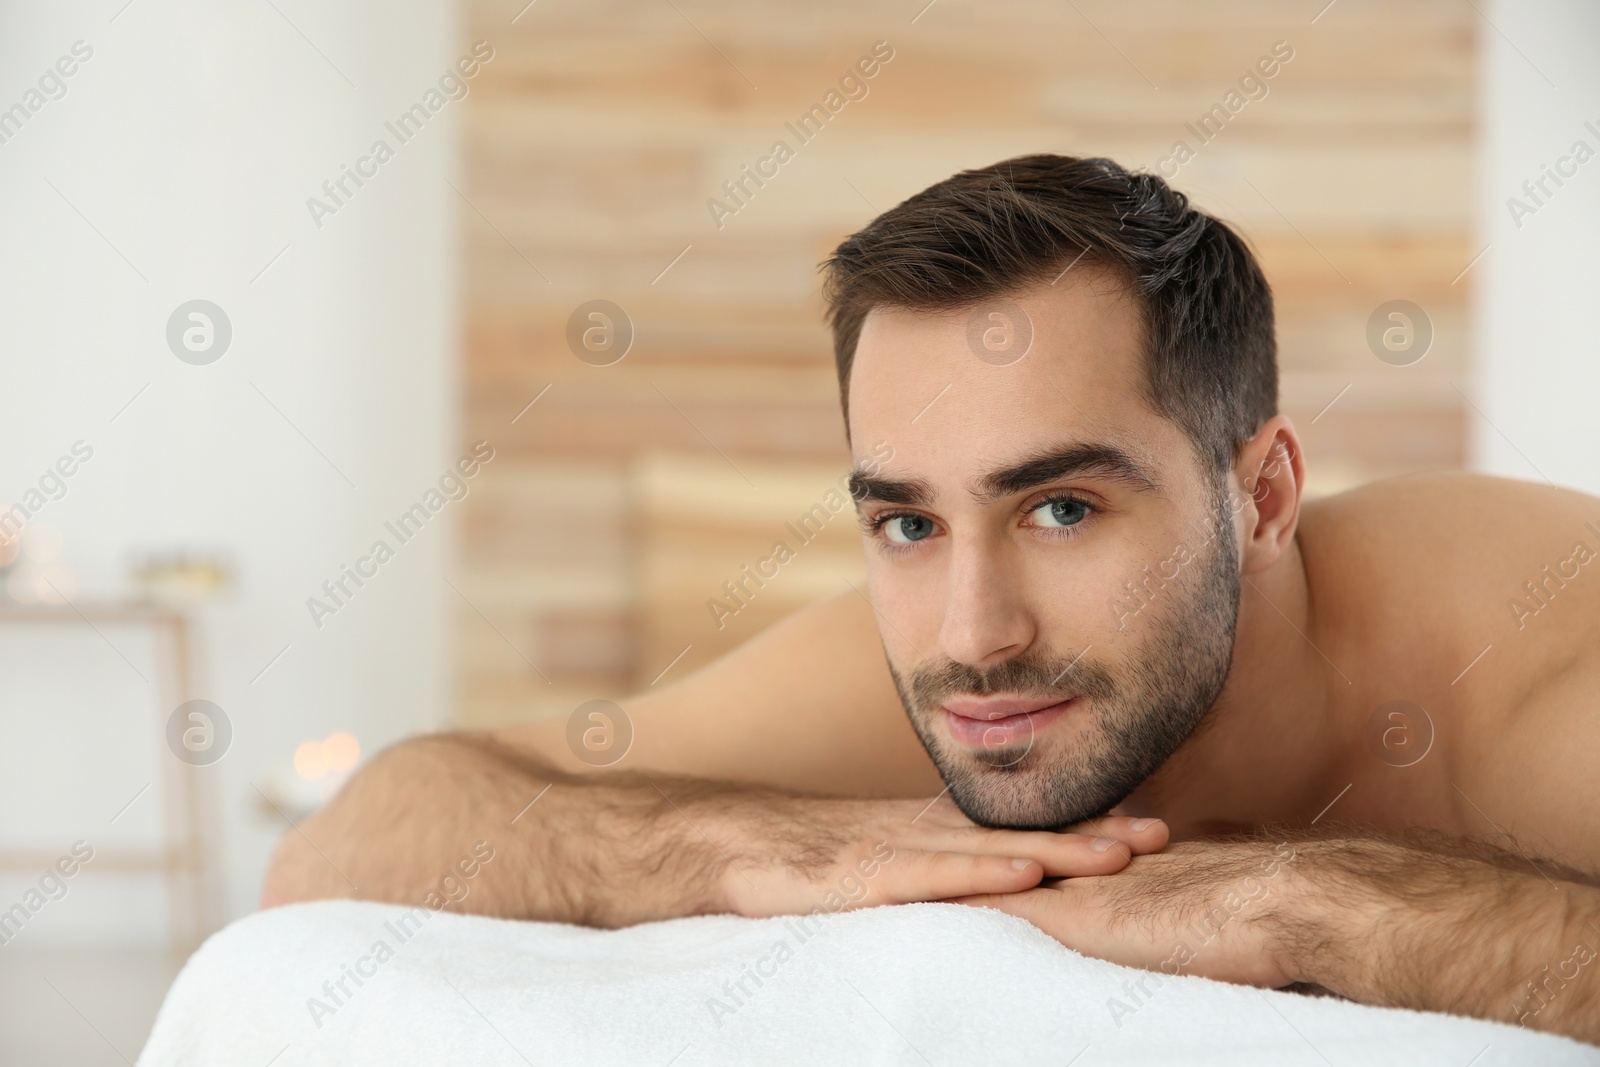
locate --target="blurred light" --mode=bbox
[40,566,79,603]
[293,740,328,781]
[294,732,362,780]
[131,552,231,605]
[0,531,19,568]
[24,524,63,563]
[322,731,360,772]
[6,567,39,604]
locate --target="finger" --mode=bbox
[949,887,1064,926]
[907,804,1168,858]
[1065,816,1169,856]
[952,888,1119,961]
[948,828,1138,878]
[864,850,1045,906]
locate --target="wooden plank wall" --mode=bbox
[456,0,1474,727]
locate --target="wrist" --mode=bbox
[1269,835,1568,1016]
[1514,883,1600,1035]
[665,786,777,918]
[1264,839,1387,993]
[693,792,860,919]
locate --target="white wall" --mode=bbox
[1475,0,1600,492]
[0,0,457,944]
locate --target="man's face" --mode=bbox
[846,273,1241,830]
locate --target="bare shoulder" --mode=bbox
[1304,472,1600,869]
[1298,471,1600,625]
[495,591,941,797]
[1298,469,1600,680]
[1302,470,1600,552]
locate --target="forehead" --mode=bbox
[846,273,1184,477]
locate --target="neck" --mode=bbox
[1121,534,1348,835]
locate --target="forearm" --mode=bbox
[1280,835,1600,1042]
[261,732,1166,929]
[261,733,743,926]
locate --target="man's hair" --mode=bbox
[820,154,1277,476]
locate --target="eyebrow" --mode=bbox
[847,470,934,506]
[848,441,1160,508]
[974,442,1161,501]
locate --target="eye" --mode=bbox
[882,514,937,544]
[1028,496,1092,529]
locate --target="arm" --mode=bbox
[1288,835,1600,1038]
[261,732,1168,924]
[262,593,1171,922]
[492,590,943,797]
[261,732,745,926]
[958,830,1600,1044]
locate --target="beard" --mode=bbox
[888,492,1241,830]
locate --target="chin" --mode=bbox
[942,760,1117,831]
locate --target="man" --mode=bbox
[266,155,1600,1043]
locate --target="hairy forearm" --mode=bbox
[261,733,752,926]
[263,734,1166,933]
[1279,834,1600,1043]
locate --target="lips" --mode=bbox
[942,695,1076,750]
[944,695,1071,721]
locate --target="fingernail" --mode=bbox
[1129,818,1155,831]
[1092,837,1114,852]
[1011,857,1035,870]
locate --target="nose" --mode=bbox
[937,538,1037,667]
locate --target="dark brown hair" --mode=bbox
[821,154,1277,476]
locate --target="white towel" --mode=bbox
[137,899,1598,1066]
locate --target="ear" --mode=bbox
[1229,415,1304,576]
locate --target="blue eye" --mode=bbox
[883,515,936,544]
[1030,497,1090,528]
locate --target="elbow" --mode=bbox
[258,853,294,910]
[254,733,519,911]
[253,735,458,910]
[259,815,348,909]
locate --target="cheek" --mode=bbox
[1111,526,1234,638]
[862,555,942,664]
[1033,520,1203,647]
[1031,550,1134,646]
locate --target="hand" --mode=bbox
[716,795,1169,919]
[953,838,1304,987]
